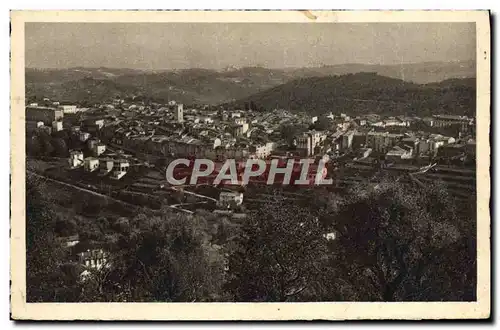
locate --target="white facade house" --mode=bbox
[84,157,99,172]
[58,105,78,114]
[68,151,84,169]
[110,160,130,180]
[93,143,106,156]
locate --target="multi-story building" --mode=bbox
[93,143,106,156]
[26,106,64,125]
[250,142,276,158]
[366,132,404,153]
[176,104,184,123]
[232,123,249,137]
[58,105,78,114]
[295,130,327,156]
[341,131,355,150]
[432,115,473,131]
[416,134,455,156]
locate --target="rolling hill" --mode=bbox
[227,73,476,117]
[25,61,475,107]
[25,67,289,106]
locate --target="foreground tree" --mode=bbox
[225,191,332,301]
[88,209,226,302]
[26,175,83,301]
[329,178,475,301]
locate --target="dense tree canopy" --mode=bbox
[225,192,331,301]
[86,211,226,302]
[26,173,476,302]
[26,174,83,302]
[327,179,475,301]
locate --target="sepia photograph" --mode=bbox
[10,10,490,320]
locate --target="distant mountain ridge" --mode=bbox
[25,60,475,107]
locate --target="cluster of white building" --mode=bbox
[69,151,130,180]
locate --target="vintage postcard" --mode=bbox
[10,10,490,320]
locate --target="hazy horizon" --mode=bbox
[25,23,476,70]
[25,58,476,71]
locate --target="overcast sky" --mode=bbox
[25,22,476,70]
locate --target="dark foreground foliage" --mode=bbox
[26,174,476,302]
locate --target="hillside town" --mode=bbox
[25,94,477,276]
[26,96,476,172]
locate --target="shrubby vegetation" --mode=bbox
[26,173,476,302]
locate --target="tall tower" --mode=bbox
[176,104,184,123]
